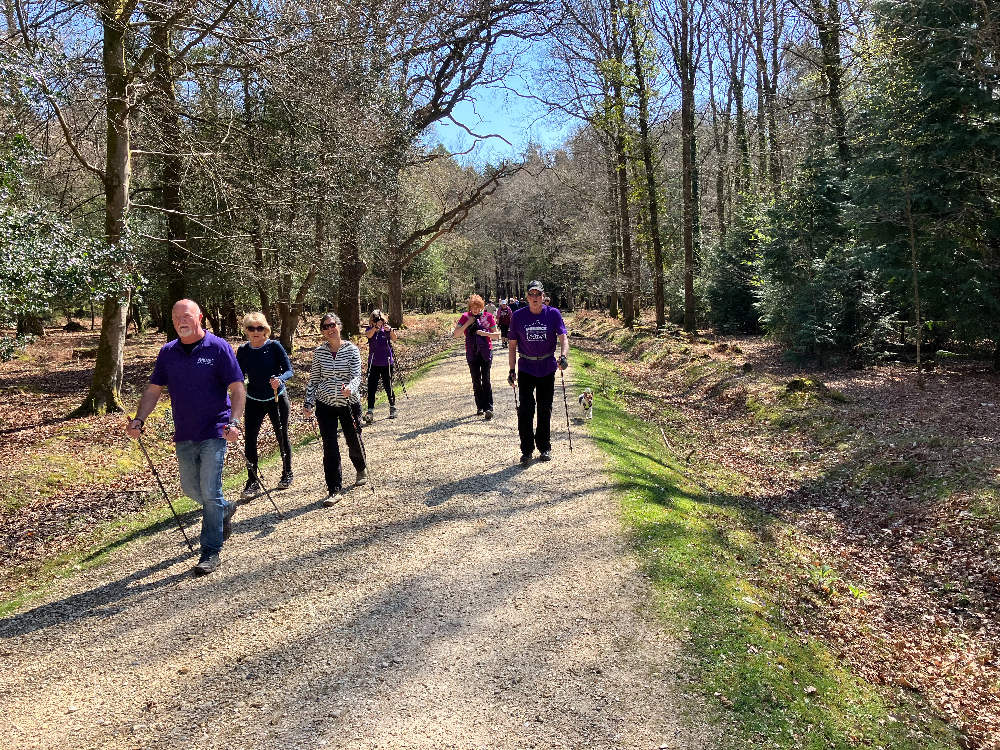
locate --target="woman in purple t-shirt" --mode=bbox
[453,294,500,420]
[363,309,398,424]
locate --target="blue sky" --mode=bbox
[431,84,572,161]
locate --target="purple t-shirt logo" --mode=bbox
[525,323,548,342]
[508,305,568,378]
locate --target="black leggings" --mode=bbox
[244,392,292,475]
[315,401,366,493]
[468,354,494,411]
[366,365,395,410]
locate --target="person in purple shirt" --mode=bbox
[453,294,500,420]
[363,309,398,424]
[126,299,246,576]
[507,280,569,465]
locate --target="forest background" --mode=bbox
[2,1,1000,747]
[2,0,998,417]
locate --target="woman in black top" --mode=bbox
[236,312,294,497]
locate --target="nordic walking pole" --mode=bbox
[136,432,195,552]
[559,367,573,452]
[241,437,285,519]
[270,377,291,468]
[349,406,378,500]
[510,380,522,444]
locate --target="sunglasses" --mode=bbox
[321,322,338,330]
[246,325,267,333]
[527,291,543,297]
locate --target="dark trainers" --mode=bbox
[223,502,237,541]
[356,469,368,486]
[520,452,532,466]
[476,409,484,416]
[539,450,552,462]
[193,551,221,576]
[389,406,398,419]
[241,478,260,499]
[277,472,294,489]
[484,409,493,421]
[363,410,374,425]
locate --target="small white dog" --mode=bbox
[578,388,594,420]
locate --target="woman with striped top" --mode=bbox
[303,312,367,505]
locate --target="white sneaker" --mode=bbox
[356,469,368,486]
[322,492,342,507]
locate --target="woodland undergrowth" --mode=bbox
[570,309,999,750]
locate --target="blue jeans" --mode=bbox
[176,439,231,554]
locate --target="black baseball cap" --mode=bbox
[527,280,544,293]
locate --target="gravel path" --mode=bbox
[1,347,714,750]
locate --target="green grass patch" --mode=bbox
[0,493,199,618]
[571,345,961,750]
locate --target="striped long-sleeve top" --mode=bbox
[304,341,362,409]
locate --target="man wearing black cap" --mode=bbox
[507,280,569,465]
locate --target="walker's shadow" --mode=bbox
[0,553,191,638]
[425,464,525,507]
[395,415,477,441]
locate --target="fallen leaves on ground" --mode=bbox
[571,311,1000,749]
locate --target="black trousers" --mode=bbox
[244,392,292,475]
[315,401,366,493]
[517,371,555,455]
[468,353,494,411]
[499,324,509,346]
[366,365,395,410]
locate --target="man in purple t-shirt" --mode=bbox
[507,280,569,465]
[126,299,246,576]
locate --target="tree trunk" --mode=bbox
[681,0,697,332]
[337,216,367,337]
[813,0,849,166]
[149,9,188,341]
[388,259,404,328]
[605,140,620,319]
[903,152,922,388]
[73,5,131,416]
[616,131,633,327]
[610,0,633,327]
[16,314,45,337]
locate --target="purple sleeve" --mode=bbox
[554,310,568,336]
[508,313,521,341]
[149,350,168,386]
[219,342,244,385]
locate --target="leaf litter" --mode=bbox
[572,311,1000,749]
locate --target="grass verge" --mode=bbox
[570,344,961,750]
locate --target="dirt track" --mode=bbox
[1,347,713,750]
